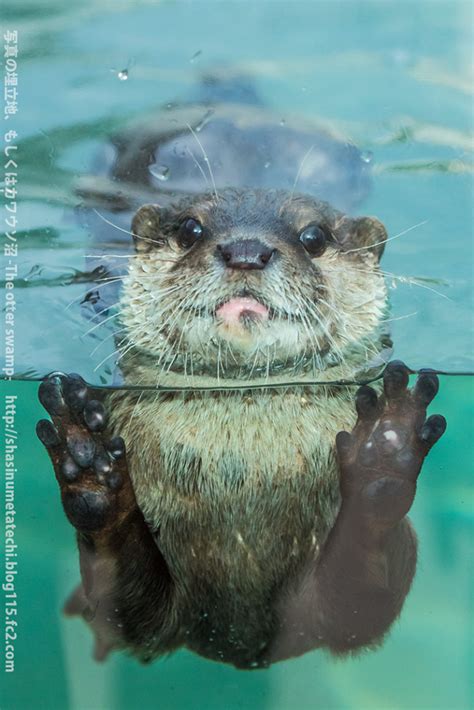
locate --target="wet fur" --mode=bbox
[36,79,448,668]
[103,187,390,663]
[120,189,387,382]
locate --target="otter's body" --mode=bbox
[37,79,446,668]
[108,386,348,663]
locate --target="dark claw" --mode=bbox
[84,400,108,432]
[107,436,126,460]
[38,375,66,415]
[420,414,447,445]
[36,419,60,447]
[383,360,410,398]
[355,385,378,419]
[61,456,81,482]
[66,429,96,468]
[63,373,88,412]
[93,451,113,477]
[414,372,439,406]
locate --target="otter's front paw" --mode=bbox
[37,373,133,533]
[336,361,446,529]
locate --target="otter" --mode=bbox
[36,79,446,669]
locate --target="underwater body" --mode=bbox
[1,1,473,709]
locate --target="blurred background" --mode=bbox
[1,1,473,708]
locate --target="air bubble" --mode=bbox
[264,161,271,169]
[149,163,170,181]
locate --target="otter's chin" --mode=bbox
[214,318,305,360]
[215,317,267,347]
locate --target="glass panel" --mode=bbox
[1,1,472,708]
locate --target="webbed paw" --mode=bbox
[336,361,446,528]
[37,373,134,532]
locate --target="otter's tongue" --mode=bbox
[216,297,269,324]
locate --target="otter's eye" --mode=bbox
[299,224,327,257]
[178,218,203,249]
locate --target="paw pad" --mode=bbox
[337,361,446,526]
[37,373,131,533]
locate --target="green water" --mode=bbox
[1,0,473,708]
[1,378,472,709]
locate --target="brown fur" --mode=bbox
[101,187,392,663]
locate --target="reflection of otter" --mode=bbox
[37,185,446,668]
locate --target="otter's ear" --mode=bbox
[340,216,387,260]
[131,204,163,253]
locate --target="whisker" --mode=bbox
[82,311,120,337]
[89,326,128,356]
[185,123,219,203]
[130,390,145,420]
[82,300,121,321]
[382,311,418,323]
[92,209,141,240]
[343,220,429,255]
[95,274,131,284]
[64,272,144,312]
[324,263,451,301]
[290,144,315,201]
[92,346,121,373]
[385,273,452,301]
[185,146,210,189]
[84,253,135,259]
[92,208,179,261]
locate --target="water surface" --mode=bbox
[1,1,472,708]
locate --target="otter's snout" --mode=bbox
[216,240,276,270]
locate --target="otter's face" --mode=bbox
[121,189,387,379]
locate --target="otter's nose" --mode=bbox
[217,240,275,270]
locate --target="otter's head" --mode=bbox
[120,188,388,382]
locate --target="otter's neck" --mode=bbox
[116,332,392,392]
